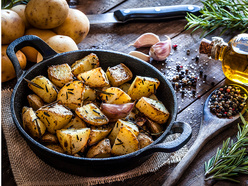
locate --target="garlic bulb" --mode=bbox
[132,33,160,48]
[149,36,171,61]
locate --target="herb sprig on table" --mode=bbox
[185,0,248,37]
[204,110,248,183]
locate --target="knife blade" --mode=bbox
[87,5,201,24]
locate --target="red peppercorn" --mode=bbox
[172,44,178,49]
[226,88,230,92]
[224,112,227,114]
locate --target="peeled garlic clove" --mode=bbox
[128,51,150,62]
[132,33,160,48]
[149,36,171,61]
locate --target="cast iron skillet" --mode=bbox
[7,35,192,176]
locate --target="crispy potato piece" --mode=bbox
[27,94,44,110]
[88,127,111,146]
[77,67,109,88]
[63,115,87,129]
[57,80,85,110]
[22,106,29,116]
[86,138,111,158]
[111,126,139,156]
[127,76,160,100]
[22,107,46,138]
[108,119,139,145]
[36,103,73,134]
[47,63,74,88]
[136,97,169,124]
[100,87,131,104]
[83,86,97,102]
[46,144,65,154]
[146,118,163,136]
[71,53,100,76]
[75,103,109,126]
[106,63,133,87]
[119,83,131,93]
[41,133,58,144]
[56,128,91,155]
[28,75,58,103]
[148,94,159,101]
[137,133,154,149]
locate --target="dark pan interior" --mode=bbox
[11,49,177,176]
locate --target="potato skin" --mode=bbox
[25,0,69,29]
[1,45,27,82]
[1,9,25,44]
[11,4,31,29]
[53,8,90,44]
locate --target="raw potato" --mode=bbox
[21,28,56,62]
[22,107,46,138]
[75,103,109,126]
[25,0,69,29]
[86,139,111,158]
[37,35,78,62]
[57,80,85,110]
[28,75,58,103]
[11,4,31,29]
[127,76,160,100]
[71,53,100,76]
[53,8,90,44]
[1,9,25,44]
[111,126,139,156]
[77,67,109,88]
[48,63,74,88]
[136,97,170,124]
[100,87,131,104]
[63,115,87,129]
[88,127,111,146]
[56,128,91,155]
[1,45,27,82]
[27,94,44,110]
[36,103,73,134]
[106,63,133,87]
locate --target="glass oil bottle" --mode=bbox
[199,33,248,86]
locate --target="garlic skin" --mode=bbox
[149,36,171,61]
[128,51,150,62]
[132,33,160,48]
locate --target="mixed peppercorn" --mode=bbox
[209,85,247,118]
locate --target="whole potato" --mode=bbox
[25,0,69,29]
[2,45,27,82]
[11,4,31,29]
[1,9,25,44]
[37,35,78,62]
[53,8,90,44]
[21,28,56,62]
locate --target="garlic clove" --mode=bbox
[128,51,150,62]
[149,36,171,61]
[131,33,160,48]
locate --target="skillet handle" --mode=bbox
[138,121,192,156]
[6,35,57,81]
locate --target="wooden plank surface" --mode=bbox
[2,0,248,185]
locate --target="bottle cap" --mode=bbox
[199,38,213,56]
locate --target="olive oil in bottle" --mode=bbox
[199,33,248,86]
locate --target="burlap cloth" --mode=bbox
[2,89,188,186]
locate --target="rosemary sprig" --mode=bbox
[185,0,248,37]
[2,0,29,9]
[204,110,248,183]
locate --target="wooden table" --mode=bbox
[2,0,248,185]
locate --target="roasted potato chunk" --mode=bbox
[83,86,97,102]
[146,118,163,136]
[106,63,133,87]
[75,103,109,126]
[136,97,169,124]
[22,107,46,138]
[36,103,73,134]
[41,133,58,144]
[63,115,87,129]
[77,67,109,88]
[137,133,154,148]
[57,80,85,110]
[127,76,160,100]
[111,126,139,156]
[71,53,100,76]
[100,87,131,104]
[46,144,65,154]
[56,128,91,155]
[47,63,74,88]
[27,94,44,110]
[88,127,111,146]
[28,75,58,103]
[119,83,131,93]
[86,138,111,158]
[108,119,139,145]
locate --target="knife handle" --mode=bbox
[114,5,201,22]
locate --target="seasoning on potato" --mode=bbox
[22,53,170,158]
